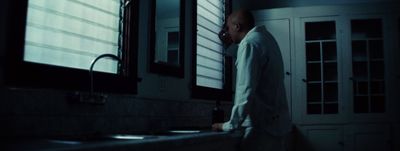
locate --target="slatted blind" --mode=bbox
[24,0,122,74]
[196,0,225,89]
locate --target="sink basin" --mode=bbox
[167,130,201,134]
[152,129,209,136]
[47,134,158,144]
[108,134,158,140]
[46,128,209,144]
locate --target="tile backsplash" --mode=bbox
[0,88,232,138]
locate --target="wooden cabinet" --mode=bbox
[254,3,399,151]
[295,16,345,124]
[296,125,344,151]
[350,18,385,114]
[347,124,392,151]
[394,124,400,151]
[343,14,398,123]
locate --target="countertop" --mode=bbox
[4,130,242,151]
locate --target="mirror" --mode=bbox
[149,0,184,78]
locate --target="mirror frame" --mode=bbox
[149,0,185,78]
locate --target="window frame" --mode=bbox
[191,0,232,101]
[4,0,139,94]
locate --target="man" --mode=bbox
[212,10,291,151]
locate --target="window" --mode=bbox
[5,0,139,94]
[192,0,232,101]
[25,0,121,73]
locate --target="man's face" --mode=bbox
[219,24,232,46]
[226,16,240,44]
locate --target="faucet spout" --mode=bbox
[89,54,122,97]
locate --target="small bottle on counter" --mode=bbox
[212,100,224,124]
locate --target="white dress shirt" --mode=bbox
[222,25,291,137]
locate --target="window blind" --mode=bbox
[24,0,122,74]
[196,0,225,89]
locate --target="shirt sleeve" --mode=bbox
[222,43,261,131]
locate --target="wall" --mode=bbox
[0,89,216,137]
[0,0,232,138]
[0,0,7,86]
[233,0,398,10]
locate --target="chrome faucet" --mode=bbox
[89,54,122,102]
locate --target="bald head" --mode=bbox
[226,9,255,43]
[228,9,255,32]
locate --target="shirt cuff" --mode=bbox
[222,122,233,131]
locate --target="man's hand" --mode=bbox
[212,123,224,131]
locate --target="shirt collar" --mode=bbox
[239,25,266,45]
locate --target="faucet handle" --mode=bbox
[67,92,107,105]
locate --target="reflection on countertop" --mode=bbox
[5,130,241,151]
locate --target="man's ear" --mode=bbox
[234,24,240,32]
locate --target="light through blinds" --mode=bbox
[196,0,225,89]
[24,0,122,74]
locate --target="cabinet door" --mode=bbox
[295,16,344,124]
[297,126,344,151]
[394,124,400,151]
[256,19,292,115]
[397,17,400,123]
[343,15,395,122]
[348,124,392,151]
[350,18,385,114]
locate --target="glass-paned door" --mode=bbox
[351,19,385,113]
[305,21,339,114]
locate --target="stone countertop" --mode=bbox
[5,131,242,151]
